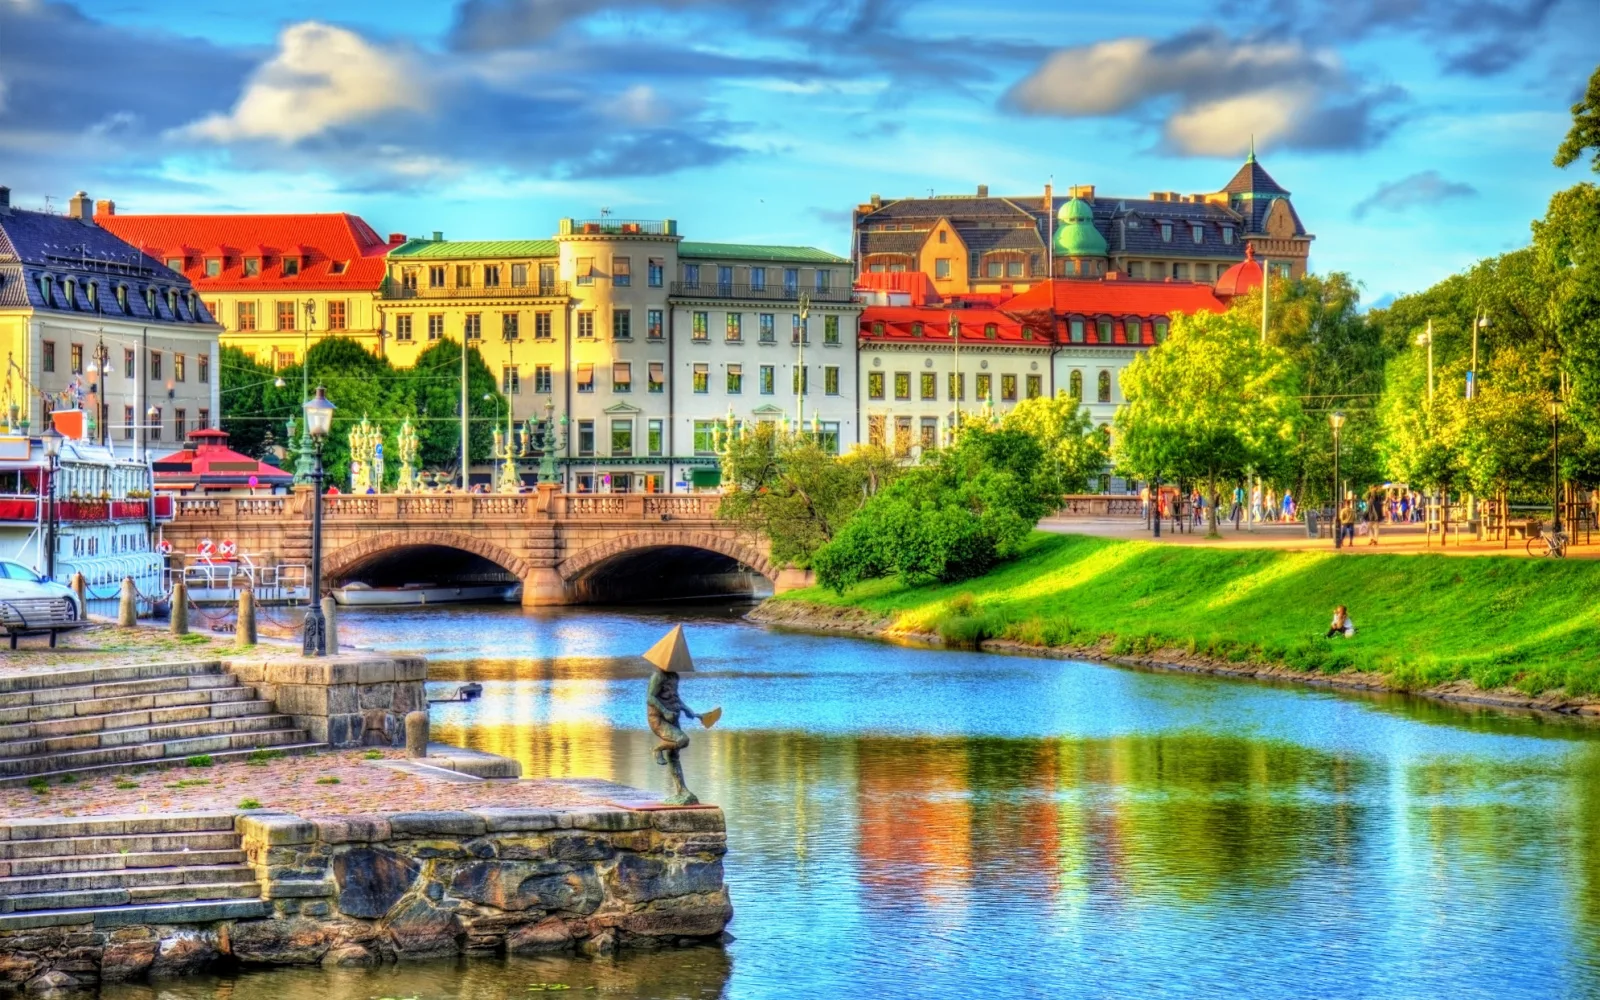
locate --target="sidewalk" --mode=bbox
[1039,516,1600,559]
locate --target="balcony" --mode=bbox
[668,282,856,304]
[381,281,568,301]
[560,219,677,237]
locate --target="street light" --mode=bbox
[1329,411,1346,533]
[41,427,64,581]
[301,386,335,657]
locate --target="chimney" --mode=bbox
[870,194,882,209]
[388,233,407,245]
[977,184,989,198]
[431,231,443,242]
[0,186,9,213]
[68,190,95,225]
[95,199,116,217]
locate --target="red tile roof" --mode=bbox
[96,212,396,292]
[151,429,294,490]
[999,277,1227,318]
[859,306,1052,347]
[1213,244,1265,299]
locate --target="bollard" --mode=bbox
[405,711,429,758]
[118,577,138,628]
[236,590,257,647]
[69,573,87,614]
[321,596,340,655]
[169,581,189,635]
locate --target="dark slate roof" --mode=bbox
[0,207,213,325]
[858,230,929,257]
[861,196,1037,222]
[1223,159,1289,196]
[963,226,1045,253]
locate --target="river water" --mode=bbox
[101,602,1600,1000]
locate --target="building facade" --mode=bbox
[851,152,1311,299]
[0,189,221,452]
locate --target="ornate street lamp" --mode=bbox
[41,426,64,581]
[301,386,335,657]
[1329,411,1346,518]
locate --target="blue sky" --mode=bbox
[1,0,1594,305]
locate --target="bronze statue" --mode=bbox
[643,626,720,806]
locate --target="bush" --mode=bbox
[237,798,263,810]
[246,749,285,766]
[184,755,214,768]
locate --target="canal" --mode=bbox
[103,602,1600,999]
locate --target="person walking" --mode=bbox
[1231,483,1245,530]
[1251,483,1263,525]
[1283,490,1296,523]
[1365,486,1384,545]
[1140,484,1151,526]
[1336,499,1356,549]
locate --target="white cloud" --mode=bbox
[1165,87,1317,157]
[605,85,674,127]
[181,22,429,144]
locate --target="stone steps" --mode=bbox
[0,862,254,896]
[3,849,248,877]
[0,726,311,780]
[0,712,298,761]
[0,898,271,931]
[0,687,260,737]
[0,740,325,788]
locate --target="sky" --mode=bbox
[0,0,1595,306]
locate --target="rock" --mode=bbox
[321,943,376,968]
[506,917,576,954]
[224,918,338,966]
[314,815,391,844]
[333,848,420,919]
[405,711,429,757]
[23,970,78,993]
[579,928,616,957]
[99,929,157,982]
[609,856,724,904]
[548,834,616,863]
[447,861,602,914]
[387,812,486,838]
[0,953,46,987]
[614,889,734,939]
[383,897,463,957]
[151,930,218,977]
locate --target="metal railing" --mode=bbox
[1053,495,1144,517]
[168,492,723,522]
[381,282,569,301]
[669,282,855,304]
[566,220,673,236]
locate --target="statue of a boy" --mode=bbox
[642,625,719,806]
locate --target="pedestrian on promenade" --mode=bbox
[1141,484,1151,525]
[1324,605,1355,638]
[1265,488,1278,524]
[1365,486,1384,545]
[1251,483,1263,525]
[1231,484,1245,530]
[1336,501,1356,548]
[1283,491,1296,522]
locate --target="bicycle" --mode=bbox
[1527,523,1569,558]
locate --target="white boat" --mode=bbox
[331,581,521,606]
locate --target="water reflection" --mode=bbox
[108,603,1600,999]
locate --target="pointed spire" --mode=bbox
[642,625,694,673]
[1247,134,1256,164]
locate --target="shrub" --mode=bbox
[237,798,263,810]
[315,776,341,786]
[362,750,385,760]
[184,755,214,768]
[246,749,286,766]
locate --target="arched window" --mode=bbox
[115,285,128,314]
[1096,317,1113,342]
[1069,370,1083,399]
[1097,370,1112,403]
[1126,318,1142,343]
[911,322,923,337]
[1154,317,1169,343]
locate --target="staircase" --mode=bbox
[0,661,320,785]
[0,813,267,930]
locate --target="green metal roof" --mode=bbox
[1054,197,1108,257]
[677,241,847,264]
[389,239,558,259]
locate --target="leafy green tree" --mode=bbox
[1376,349,1468,497]
[1114,309,1303,537]
[404,339,505,476]
[999,391,1109,497]
[1554,64,1600,173]
[218,345,284,460]
[270,337,411,488]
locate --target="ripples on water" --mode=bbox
[104,602,1600,1000]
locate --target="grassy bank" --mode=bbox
[770,532,1600,698]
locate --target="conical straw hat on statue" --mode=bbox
[642,625,694,673]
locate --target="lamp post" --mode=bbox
[301,386,335,657]
[1550,398,1563,535]
[796,293,810,428]
[85,337,109,447]
[41,427,63,581]
[1329,411,1345,538]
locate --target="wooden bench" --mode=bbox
[0,598,89,649]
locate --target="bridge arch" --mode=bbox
[557,530,775,584]
[323,530,534,585]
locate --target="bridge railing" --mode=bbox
[169,491,723,522]
[1054,494,1144,518]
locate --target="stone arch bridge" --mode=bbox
[161,489,802,605]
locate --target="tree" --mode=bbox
[1554,64,1600,173]
[1114,309,1303,537]
[218,346,286,460]
[999,391,1109,498]
[404,339,505,476]
[271,337,412,489]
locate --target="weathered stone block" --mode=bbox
[547,834,617,864]
[224,916,339,965]
[473,808,561,834]
[649,807,726,834]
[332,848,419,920]
[357,683,394,711]
[387,813,486,839]
[506,917,574,954]
[150,929,218,977]
[356,661,395,685]
[609,856,724,904]
[382,897,462,957]
[263,877,336,899]
[313,816,390,844]
[559,808,648,832]
[447,861,602,914]
[239,816,315,847]
[99,928,157,982]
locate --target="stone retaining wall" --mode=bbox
[226,655,427,748]
[0,805,731,991]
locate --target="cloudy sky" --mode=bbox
[1,0,1594,304]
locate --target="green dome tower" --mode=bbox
[1053,196,1107,277]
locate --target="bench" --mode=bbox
[0,597,89,649]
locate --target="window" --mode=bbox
[429,266,446,288]
[984,323,998,339]
[920,372,937,400]
[577,312,595,339]
[175,354,186,382]
[124,348,135,379]
[727,363,743,394]
[275,351,295,370]
[576,363,594,393]
[535,364,552,393]
[118,287,131,313]
[578,420,595,457]
[760,365,775,395]
[824,315,840,346]
[683,263,700,287]
[976,373,992,401]
[277,301,297,331]
[456,265,473,287]
[948,372,965,401]
[968,251,981,278]
[693,421,717,455]
[726,313,742,341]
[825,365,840,396]
[604,255,628,287]
[760,314,776,343]
[70,344,83,375]
[793,366,809,395]
[198,354,209,384]
[1126,318,1143,343]
[428,314,445,341]
[987,260,1002,278]
[693,312,709,341]
[484,265,501,288]
[123,406,134,441]
[869,414,886,447]
[329,300,347,330]
[895,416,912,457]
[1154,318,1170,342]
[612,419,633,456]
[1222,227,1234,246]
[148,406,162,442]
[784,268,798,294]
[165,256,183,271]
[693,363,709,393]
[511,263,528,287]
[718,266,733,295]
[243,257,261,278]
[1160,223,1173,242]
[149,351,162,382]
[465,314,482,341]
[283,257,300,276]
[613,308,631,340]
[539,263,555,291]
[1069,318,1085,344]
[816,270,831,292]
[819,421,840,454]
[1026,374,1042,399]
[1007,260,1023,278]
[613,362,632,393]
[395,315,414,342]
[921,417,938,451]
[1172,262,1189,281]
[535,312,552,340]
[750,267,766,291]
[648,309,664,340]
[649,258,664,287]
[1097,318,1113,342]
[1098,371,1112,402]
[648,362,665,393]
[1192,224,1204,244]
[1001,374,1017,402]
[894,372,911,401]
[205,258,222,278]
[502,366,520,394]
[236,302,257,331]
[197,408,209,429]
[868,371,885,400]
[648,419,664,457]
[174,409,186,438]
[935,258,951,279]
[1129,262,1145,279]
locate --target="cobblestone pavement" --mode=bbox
[0,748,610,819]
[0,624,256,679]
[1043,517,1600,558]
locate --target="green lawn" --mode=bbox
[773,532,1600,697]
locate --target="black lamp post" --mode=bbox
[301,386,335,657]
[41,427,64,581]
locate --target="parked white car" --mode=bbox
[0,560,87,649]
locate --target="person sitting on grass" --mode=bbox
[1324,605,1355,639]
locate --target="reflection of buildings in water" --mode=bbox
[438,657,622,781]
[856,737,974,914]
